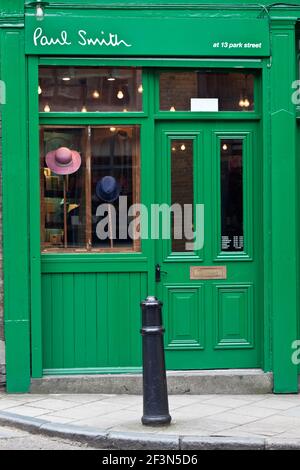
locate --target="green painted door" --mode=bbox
[155,121,262,369]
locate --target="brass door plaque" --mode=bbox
[190,266,227,280]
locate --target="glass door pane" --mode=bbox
[171,139,194,252]
[221,139,244,252]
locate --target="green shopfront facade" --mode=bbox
[0,1,300,393]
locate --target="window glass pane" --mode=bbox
[41,126,141,252]
[221,139,244,252]
[160,71,255,112]
[41,128,86,250]
[39,67,143,112]
[171,139,194,252]
[91,126,140,250]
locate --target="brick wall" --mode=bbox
[160,72,198,110]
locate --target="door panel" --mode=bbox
[156,121,262,370]
[213,283,254,349]
[164,284,204,350]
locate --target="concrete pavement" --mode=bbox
[0,392,300,449]
[0,424,95,450]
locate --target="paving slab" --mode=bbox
[0,392,299,449]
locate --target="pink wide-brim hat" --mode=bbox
[45,146,81,175]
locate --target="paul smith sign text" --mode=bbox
[25,14,270,57]
[33,27,132,49]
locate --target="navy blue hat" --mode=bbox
[96,176,120,202]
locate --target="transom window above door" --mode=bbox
[39,67,143,112]
[159,70,256,112]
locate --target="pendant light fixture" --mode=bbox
[238,74,250,109]
[28,1,49,21]
[92,90,100,99]
[107,72,116,82]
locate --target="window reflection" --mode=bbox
[42,128,85,249]
[171,140,194,252]
[221,139,244,252]
[160,71,255,112]
[91,127,140,249]
[41,126,141,252]
[39,67,143,112]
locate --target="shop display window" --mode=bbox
[41,126,141,252]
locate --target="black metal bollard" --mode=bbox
[140,296,172,426]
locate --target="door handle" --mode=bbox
[155,264,167,282]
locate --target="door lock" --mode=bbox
[155,264,167,282]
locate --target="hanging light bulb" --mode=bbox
[180,144,186,151]
[44,104,50,112]
[239,98,245,108]
[170,106,176,112]
[117,90,124,100]
[123,108,128,112]
[222,144,228,151]
[172,146,176,152]
[138,84,143,94]
[107,73,115,81]
[244,98,250,108]
[92,90,100,99]
[81,106,87,113]
[110,127,116,132]
[38,85,42,95]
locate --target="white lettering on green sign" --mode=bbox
[33,27,132,48]
[78,30,131,47]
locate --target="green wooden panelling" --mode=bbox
[214,284,254,349]
[1,28,30,393]
[297,121,300,375]
[165,285,204,350]
[28,56,43,378]
[38,57,263,68]
[262,62,272,373]
[270,21,299,393]
[24,1,273,7]
[41,272,146,370]
[0,1,24,16]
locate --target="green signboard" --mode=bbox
[25,14,270,56]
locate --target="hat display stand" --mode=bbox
[63,175,68,248]
[95,176,121,250]
[45,147,82,249]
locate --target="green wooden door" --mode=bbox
[155,121,262,369]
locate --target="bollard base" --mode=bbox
[142,414,172,426]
